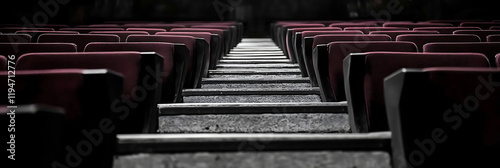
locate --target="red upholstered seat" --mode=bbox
[126,28,167,35]
[89,31,149,42]
[59,27,124,33]
[344,52,490,133]
[453,30,500,42]
[38,34,120,51]
[396,34,480,51]
[369,30,439,40]
[385,67,500,167]
[16,51,163,133]
[424,42,500,67]
[0,34,31,43]
[84,42,187,103]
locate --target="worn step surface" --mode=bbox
[115,133,391,168]
[223,56,288,60]
[158,102,347,133]
[209,69,301,75]
[219,59,290,64]
[183,88,320,96]
[202,83,312,89]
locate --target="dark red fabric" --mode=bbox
[487,35,500,42]
[382,23,453,29]
[369,30,439,40]
[413,27,481,34]
[396,34,480,51]
[89,31,149,42]
[59,28,124,33]
[16,52,142,96]
[327,41,417,101]
[312,34,391,50]
[0,43,77,58]
[126,28,166,35]
[37,34,120,51]
[329,23,378,29]
[344,27,409,34]
[453,30,500,41]
[84,42,174,83]
[363,52,489,131]
[0,34,31,43]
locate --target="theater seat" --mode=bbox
[59,27,125,33]
[313,41,417,102]
[344,52,490,132]
[289,28,343,75]
[0,69,123,168]
[0,43,77,62]
[413,27,481,34]
[453,30,500,41]
[369,30,439,41]
[191,25,237,49]
[126,28,166,35]
[38,34,120,51]
[171,28,227,55]
[424,42,500,66]
[385,67,500,167]
[396,34,480,51]
[15,31,79,42]
[0,27,54,33]
[487,35,500,42]
[497,53,500,67]
[0,34,31,43]
[329,22,378,29]
[84,42,189,103]
[343,27,409,34]
[89,31,149,42]
[460,22,500,30]
[127,35,204,88]
[123,23,185,31]
[382,22,453,29]
[300,30,363,77]
[156,32,212,75]
[16,52,163,133]
[306,34,391,86]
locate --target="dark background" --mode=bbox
[1,0,498,37]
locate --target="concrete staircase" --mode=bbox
[113,38,392,168]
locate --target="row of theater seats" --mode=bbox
[273,20,500,167]
[0,21,242,168]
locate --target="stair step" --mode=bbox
[183,95,321,103]
[231,48,282,52]
[223,56,288,60]
[209,69,301,75]
[116,132,391,153]
[202,83,311,89]
[159,102,346,115]
[202,77,310,84]
[226,53,285,56]
[182,87,320,96]
[229,51,284,54]
[219,59,290,64]
[160,102,346,132]
[216,64,299,68]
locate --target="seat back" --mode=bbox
[15,31,79,42]
[126,28,167,35]
[16,52,163,133]
[0,69,123,168]
[344,27,409,34]
[487,35,500,42]
[460,22,500,29]
[123,23,185,31]
[84,42,188,103]
[38,34,120,51]
[127,35,202,88]
[424,42,500,67]
[413,27,481,34]
[384,67,500,167]
[0,43,77,62]
[369,30,439,40]
[329,22,378,29]
[314,41,417,102]
[396,34,480,51]
[382,23,453,29]
[453,30,500,42]
[0,34,31,43]
[304,34,391,87]
[89,31,149,42]
[344,52,490,132]
[0,27,54,33]
[59,27,124,33]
